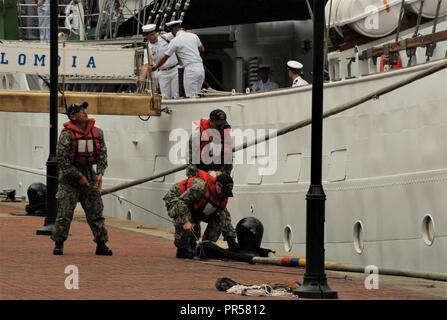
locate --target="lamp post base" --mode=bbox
[36,155,58,236]
[293,275,338,299]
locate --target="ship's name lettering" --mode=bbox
[0,52,96,68]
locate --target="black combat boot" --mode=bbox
[190,241,197,253]
[53,242,64,255]
[176,248,195,259]
[96,241,113,256]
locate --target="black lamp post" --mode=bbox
[36,0,59,235]
[294,0,338,299]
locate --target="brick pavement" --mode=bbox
[0,202,443,300]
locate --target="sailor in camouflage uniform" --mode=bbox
[51,102,112,256]
[163,170,239,259]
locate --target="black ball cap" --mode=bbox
[66,101,88,118]
[216,173,234,197]
[209,109,229,128]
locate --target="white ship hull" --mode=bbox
[1,57,446,274]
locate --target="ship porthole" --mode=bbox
[421,214,435,246]
[126,209,132,221]
[353,221,364,254]
[283,225,293,252]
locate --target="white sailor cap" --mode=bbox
[165,20,183,28]
[287,60,303,71]
[142,24,157,34]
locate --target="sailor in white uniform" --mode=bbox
[250,65,279,93]
[287,60,309,87]
[150,20,205,98]
[37,0,50,42]
[138,24,179,99]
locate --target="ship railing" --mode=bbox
[16,2,83,40]
[327,27,447,82]
[15,1,135,41]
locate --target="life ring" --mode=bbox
[65,1,80,35]
[379,53,402,72]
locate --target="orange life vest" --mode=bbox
[178,170,228,216]
[62,119,102,166]
[380,54,402,72]
[197,118,232,170]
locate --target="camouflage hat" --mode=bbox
[216,173,234,197]
[66,101,88,118]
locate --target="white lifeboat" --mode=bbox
[406,0,447,19]
[326,0,403,38]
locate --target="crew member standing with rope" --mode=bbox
[137,24,179,98]
[149,20,205,98]
[51,102,112,256]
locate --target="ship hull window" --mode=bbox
[353,221,365,254]
[422,214,435,246]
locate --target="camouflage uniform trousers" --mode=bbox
[173,210,234,250]
[51,183,109,243]
[164,187,236,250]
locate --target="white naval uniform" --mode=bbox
[292,76,309,87]
[251,79,279,93]
[165,30,205,97]
[37,0,50,42]
[144,34,179,99]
